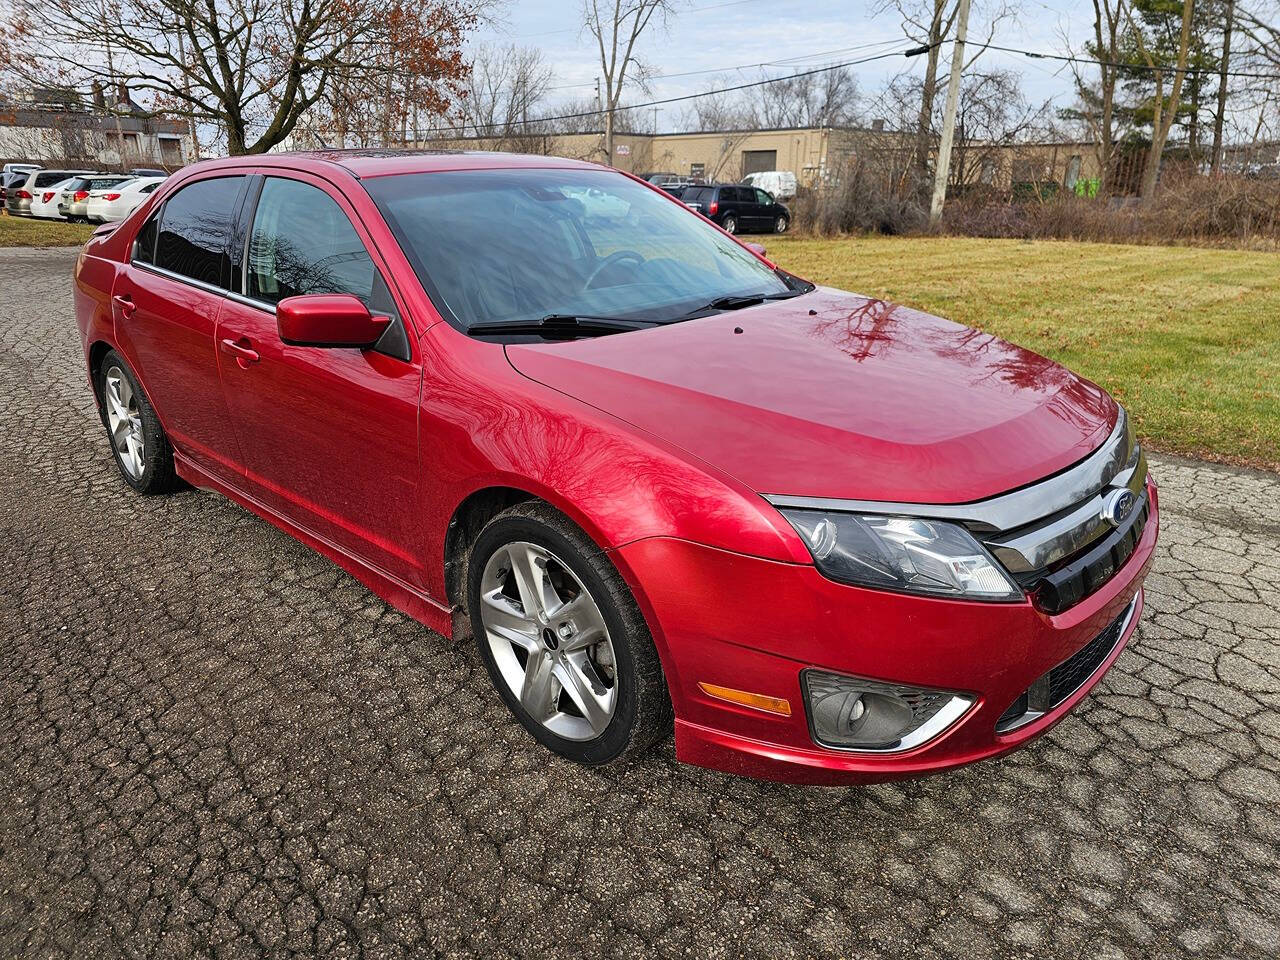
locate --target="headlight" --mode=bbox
[802,670,973,751]
[779,509,1021,601]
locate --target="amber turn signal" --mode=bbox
[697,682,791,717]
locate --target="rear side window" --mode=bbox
[246,177,391,311]
[155,177,243,286]
[684,187,712,203]
[64,178,88,192]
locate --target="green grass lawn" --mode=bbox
[767,236,1280,470]
[0,214,95,246]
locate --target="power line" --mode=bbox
[985,43,1280,82]
[446,47,913,136]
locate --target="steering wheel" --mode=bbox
[585,249,646,289]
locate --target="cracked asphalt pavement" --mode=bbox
[1,246,1278,959]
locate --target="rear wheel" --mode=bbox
[97,350,177,494]
[721,214,738,234]
[467,501,672,765]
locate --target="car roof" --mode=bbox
[186,149,605,180]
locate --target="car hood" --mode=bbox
[504,288,1118,504]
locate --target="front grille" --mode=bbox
[996,599,1134,732]
[1027,494,1149,614]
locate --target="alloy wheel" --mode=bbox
[104,365,145,479]
[478,541,618,741]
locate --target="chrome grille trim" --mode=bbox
[763,408,1133,534]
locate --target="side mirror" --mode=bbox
[276,293,391,349]
[745,242,767,258]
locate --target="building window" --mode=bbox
[689,163,704,178]
[159,137,182,166]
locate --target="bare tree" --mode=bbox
[582,0,678,164]
[755,67,861,128]
[5,0,481,155]
[456,45,553,144]
[1211,0,1235,173]
[880,0,1012,192]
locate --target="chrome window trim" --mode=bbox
[763,408,1133,534]
[133,260,229,299]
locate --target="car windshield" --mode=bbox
[364,167,793,333]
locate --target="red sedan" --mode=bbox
[73,152,1158,784]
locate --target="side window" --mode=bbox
[155,176,243,286]
[755,189,773,205]
[134,213,158,265]
[246,177,393,314]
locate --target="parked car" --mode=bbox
[681,183,791,234]
[85,176,165,223]
[29,178,76,219]
[742,169,797,200]
[0,171,27,204]
[6,169,89,217]
[58,174,132,222]
[73,152,1157,785]
[2,162,42,178]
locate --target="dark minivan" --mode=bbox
[681,184,790,235]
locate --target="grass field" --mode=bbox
[0,214,95,247]
[767,236,1280,470]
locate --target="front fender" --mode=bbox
[416,325,811,603]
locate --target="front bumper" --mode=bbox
[613,480,1159,785]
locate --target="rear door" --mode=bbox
[214,172,425,586]
[111,175,248,484]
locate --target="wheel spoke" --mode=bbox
[519,652,557,722]
[480,589,539,648]
[507,544,554,622]
[555,653,613,735]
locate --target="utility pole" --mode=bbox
[928,0,971,226]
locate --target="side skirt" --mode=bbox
[174,451,454,638]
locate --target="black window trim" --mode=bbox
[131,173,249,289]
[127,165,413,363]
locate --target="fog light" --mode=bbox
[802,670,973,752]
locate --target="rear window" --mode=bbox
[33,171,68,187]
[155,176,244,286]
[87,176,130,190]
[683,187,713,203]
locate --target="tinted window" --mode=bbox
[365,168,790,331]
[247,177,390,310]
[33,171,68,188]
[134,213,158,265]
[156,176,242,286]
[683,187,713,203]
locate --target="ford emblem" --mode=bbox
[1102,489,1137,527]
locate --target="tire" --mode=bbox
[721,214,738,234]
[775,215,789,234]
[97,349,178,494]
[467,501,672,765]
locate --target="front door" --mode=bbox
[215,173,425,586]
[112,174,248,484]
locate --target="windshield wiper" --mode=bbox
[467,314,655,339]
[670,289,808,321]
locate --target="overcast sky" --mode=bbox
[473,0,1095,130]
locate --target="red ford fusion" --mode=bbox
[73,151,1158,784]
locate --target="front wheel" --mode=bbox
[721,214,738,234]
[467,502,672,765]
[774,214,790,234]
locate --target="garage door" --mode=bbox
[741,150,777,175]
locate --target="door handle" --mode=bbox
[220,337,260,367]
[112,294,135,319]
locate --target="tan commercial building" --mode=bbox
[411,125,1104,194]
